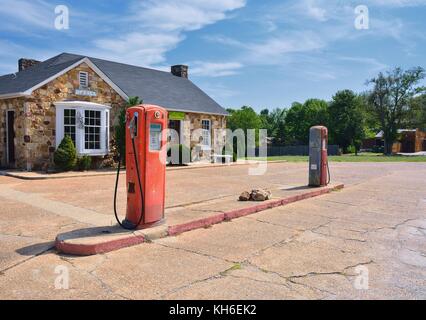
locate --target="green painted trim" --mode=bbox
[169,111,185,120]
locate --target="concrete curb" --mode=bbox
[168,184,344,235]
[1,161,289,181]
[55,233,145,256]
[55,183,343,256]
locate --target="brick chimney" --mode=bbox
[18,58,41,72]
[171,65,188,78]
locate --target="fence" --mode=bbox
[255,145,340,157]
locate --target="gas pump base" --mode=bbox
[121,218,166,230]
[55,183,343,256]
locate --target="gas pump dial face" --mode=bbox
[154,111,161,119]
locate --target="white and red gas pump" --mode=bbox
[114,104,168,230]
[308,126,330,187]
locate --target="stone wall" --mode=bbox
[1,62,126,170]
[0,98,25,168]
[182,112,227,160]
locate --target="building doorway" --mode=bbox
[168,119,181,144]
[6,110,15,166]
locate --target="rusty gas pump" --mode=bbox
[309,126,330,187]
[114,104,167,230]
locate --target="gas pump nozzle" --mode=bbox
[128,112,138,139]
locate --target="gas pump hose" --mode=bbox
[113,137,145,230]
[326,159,331,185]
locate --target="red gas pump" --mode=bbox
[114,104,167,230]
[308,126,330,187]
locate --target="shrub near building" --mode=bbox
[53,135,77,171]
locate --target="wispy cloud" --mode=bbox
[337,56,388,72]
[94,32,184,66]
[0,0,54,30]
[93,0,246,67]
[366,0,426,7]
[190,61,243,77]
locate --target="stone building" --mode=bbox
[0,53,228,170]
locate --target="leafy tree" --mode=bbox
[259,108,287,145]
[284,99,328,145]
[328,90,366,154]
[227,106,262,132]
[54,135,77,171]
[367,67,425,154]
[226,106,263,156]
[407,94,426,130]
[114,96,143,157]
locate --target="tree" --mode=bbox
[328,90,366,154]
[407,94,426,130]
[227,106,263,133]
[259,108,287,145]
[284,99,328,145]
[367,67,425,154]
[226,106,263,156]
[114,96,143,157]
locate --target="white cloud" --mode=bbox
[94,32,184,66]
[303,0,328,21]
[129,0,246,31]
[0,0,54,30]
[94,0,247,67]
[366,0,426,7]
[205,31,327,65]
[246,32,326,63]
[337,56,388,72]
[190,61,243,77]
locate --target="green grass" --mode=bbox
[248,153,426,163]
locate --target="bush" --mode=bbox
[54,135,77,171]
[346,145,356,154]
[76,155,92,171]
[167,144,191,165]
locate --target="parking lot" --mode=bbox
[1,162,425,299]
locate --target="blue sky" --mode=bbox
[1,0,425,111]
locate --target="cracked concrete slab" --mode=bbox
[0,162,425,299]
[155,218,298,262]
[87,243,232,299]
[0,252,118,300]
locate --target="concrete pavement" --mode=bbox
[0,162,425,299]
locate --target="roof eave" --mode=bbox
[166,107,228,117]
[0,92,30,100]
[0,57,129,102]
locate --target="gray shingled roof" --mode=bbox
[0,53,228,115]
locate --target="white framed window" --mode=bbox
[64,109,77,145]
[201,119,211,148]
[55,101,111,156]
[79,71,89,88]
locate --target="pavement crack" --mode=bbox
[154,241,237,264]
[59,255,131,300]
[0,246,55,275]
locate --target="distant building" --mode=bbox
[362,129,426,153]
